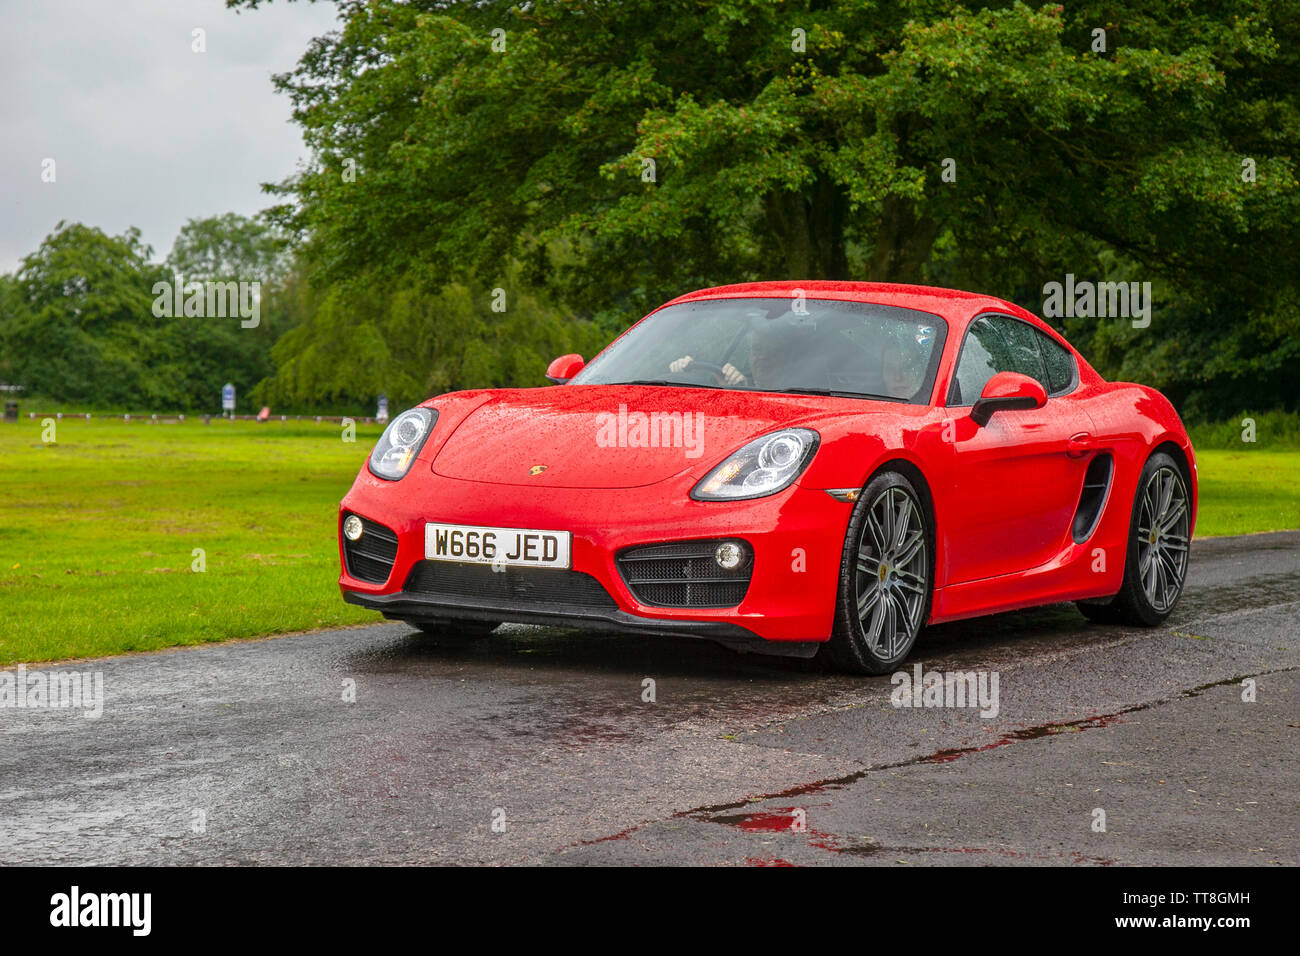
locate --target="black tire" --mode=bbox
[412,618,501,639]
[1075,450,1191,626]
[823,470,935,675]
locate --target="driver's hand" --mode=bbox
[721,363,747,386]
[669,355,693,373]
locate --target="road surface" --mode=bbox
[2,531,1296,865]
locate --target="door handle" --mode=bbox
[1066,432,1094,458]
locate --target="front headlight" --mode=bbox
[368,407,437,480]
[691,428,819,501]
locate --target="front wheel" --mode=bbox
[1076,451,1191,626]
[823,471,934,675]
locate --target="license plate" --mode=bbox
[424,522,571,569]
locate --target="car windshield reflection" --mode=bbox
[572,297,948,404]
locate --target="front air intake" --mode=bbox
[342,514,399,584]
[616,539,753,608]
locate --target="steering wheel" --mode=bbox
[679,360,729,386]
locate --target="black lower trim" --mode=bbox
[405,560,617,608]
[342,588,820,658]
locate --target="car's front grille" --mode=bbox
[616,540,753,608]
[404,561,618,608]
[342,514,399,584]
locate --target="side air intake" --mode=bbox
[1072,453,1114,544]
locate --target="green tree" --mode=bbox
[236,0,1300,415]
[0,222,167,406]
[166,211,291,282]
[252,268,607,412]
[162,213,295,410]
[239,2,1294,288]
[0,218,294,412]
[0,272,21,387]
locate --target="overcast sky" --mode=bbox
[0,0,340,274]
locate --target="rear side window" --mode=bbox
[1034,329,1078,395]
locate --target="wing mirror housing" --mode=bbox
[970,372,1047,426]
[545,353,585,384]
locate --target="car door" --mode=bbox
[939,314,1096,585]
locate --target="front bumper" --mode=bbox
[341,588,816,657]
[338,465,852,652]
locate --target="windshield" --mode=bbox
[572,297,948,404]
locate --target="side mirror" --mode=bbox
[545,353,585,384]
[970,371,1047,426]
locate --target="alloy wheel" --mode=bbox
[1135,465,1190,613]
[854,486,929,658]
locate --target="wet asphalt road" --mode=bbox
[2,531,1297,866]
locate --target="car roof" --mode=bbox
[662,280,1040,331]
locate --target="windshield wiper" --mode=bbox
[774,386,903,401]
[620,379,726,389]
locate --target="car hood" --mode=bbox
[429,384,869,489]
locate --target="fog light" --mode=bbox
[343,515,364,541]
[715,541,745,570]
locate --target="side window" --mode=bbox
[949,316,1048,405]
[989,315,1048,388]
[1034,328,1077,395]
[950,317,1001,405]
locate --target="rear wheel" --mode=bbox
[824,471,934,675]
[1076,451,1190,626]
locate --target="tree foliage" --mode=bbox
[166,211,292,282]
[251,269,608,412]
[3,2,1296,416]
[0,218,287,411]
[228,0,1299,415]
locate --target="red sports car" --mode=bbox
[338,281,1196,674]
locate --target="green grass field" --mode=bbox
[1191,450,1300,537]
[0,417,386,665]
[0,416,1295,665]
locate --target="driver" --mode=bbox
[668,322,804,388]
[881,343,916,399]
